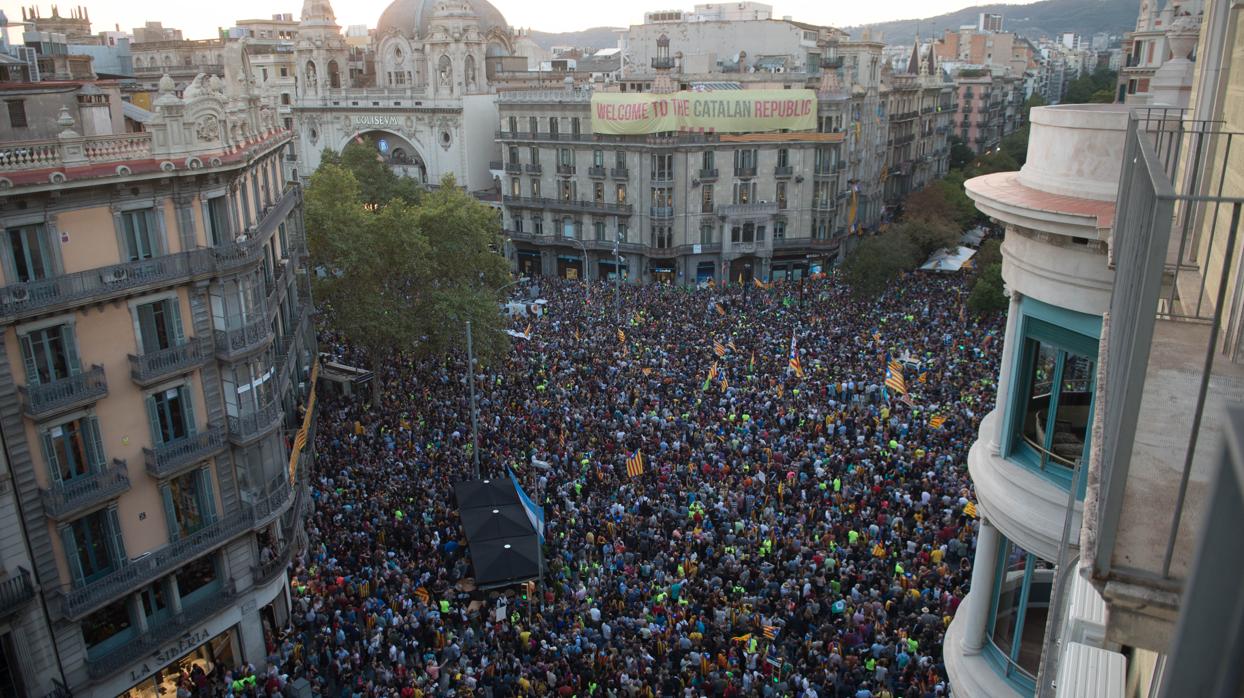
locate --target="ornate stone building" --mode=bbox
[290,0,516,191]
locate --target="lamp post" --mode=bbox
[613,229,622,322]
[466,319,480,479]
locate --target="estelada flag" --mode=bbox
[626,450,645,478]
[617,328,626,342]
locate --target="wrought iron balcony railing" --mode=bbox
[40,459,130,520]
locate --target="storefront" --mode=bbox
[557,255,584,279]
[650,263,676,284]
[597,258,626,281]
[515,249,542,278]
[118,626,240,698]
[695,261,716,285]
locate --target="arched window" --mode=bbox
[438,55,452,90]
[327,60,340,89]
[464,54,477,88]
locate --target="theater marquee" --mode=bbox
[590,89,817,135]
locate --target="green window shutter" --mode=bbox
[137,302,158,354]
[105,507,127,567]
[146,395,164,445]
[85,417,106,472]
[168,299,186,346]
[18,334,40,385]
[160,484,179,541]
[198,468,217,523]
[41,430,63,484]
[180,385,197,437]
[61,325,81,376]
[59,525,85,586]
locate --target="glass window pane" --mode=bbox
[169,470,206,537]
[81,597,131,650]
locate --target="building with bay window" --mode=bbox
[0,69,316,696]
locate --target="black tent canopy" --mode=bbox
[453,479,541,589]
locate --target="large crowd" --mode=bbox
[244,271,1003,697]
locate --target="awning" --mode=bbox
[919,245,978,272]
[454,478,541,589]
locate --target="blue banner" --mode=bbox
[509,469,545,544]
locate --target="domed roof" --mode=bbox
[376,0,508,38]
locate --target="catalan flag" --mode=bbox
[727,339,737,352]
[929,415,947,429]
[918,371,928,384]
[715,303,726,316]
[731,633,753,643]
[762,625,779,640]
[885,358,907,395]
[575,328,581,342]
[414,586,431,605]
[963,500,978,518]
[626,450,645,478]
[788,331,804,379]
[713,340,728,358]
[617,328,626,342]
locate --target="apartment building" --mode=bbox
[1118,0,1203,105]
[0,69,316,696]
[497,36,894,285]
[946,0,1243,694]
[883,41,956,207]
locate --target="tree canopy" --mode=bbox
[321,142,423,208]
[1064,69,1119,105]
[306,161,509,398]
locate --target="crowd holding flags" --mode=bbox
[787,331,804,378]
[929,415,947,429]
[625,449,645,478]
[884,356,907,395]
[713,340,728,358]
[617,328,626,343]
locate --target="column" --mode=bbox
[961,519,1001,653]
[990,287,1023,454]
[236,598,267,665]
[540,249,556,278]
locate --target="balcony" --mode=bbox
[773,166,793,178]
[813,165,837,179]
[214,318,273,360]
[697,168,719,181]
[820,56,844,70]
[651,56,675,70]
[610,167,629,179]
[20,365,108,419]
[128,337,212,386]
[502,195,633,216]
[0,132,152,174]
[505,162,522,174]
[650,206,674,219]
[733,166,757,178]
[0,568,34,619]
[40,459,130,520]
[587,165,607,178]
[0,248,215,322]
[717,202,778,219]
[144,426,228,479]
[525,163,543,174]
[488,160,502,170]
[85,582,239,680]
[213,237,266,274]
[556,164,576,176]
[227,400,283,445]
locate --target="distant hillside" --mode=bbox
[849,0,1137,45]
[523,27,623,51]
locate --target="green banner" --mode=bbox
[590,89,817,135]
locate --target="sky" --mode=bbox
[0,0,1043,39]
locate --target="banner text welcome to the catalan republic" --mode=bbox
[590,89,818,135]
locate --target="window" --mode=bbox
[813,182,831,209]
[702,184,714,213]
[733,149,757,174]
[614,151,626,170]
[700,223,714,245]
[731,223,756,244]
[176,554,219,602]
[732,182,756,205]
[513,217,523,234]
[571,117,581,137]
[776,181,787,210]
[530,147,540,164]
[652,187,672,211]
[702,151,715,171]
[81,597,134,657]
[508,146,519,164]
[119,208,161,261]
[774,221,786,240]
[549,118,559,136]
[528,116,538,134]
[593,149,604,167]
[651,226,672,249]
[616,184,627,204]
[508,116,518,132]
[1007,315,1097,489]
[61,508,124,585]
[6,100,27,128]
[617,223,628,242]
[532,216,544,236]
[41,416,106,484]
[593,182,604,203]
[138,580,171,626]
[530,179,541,198]
[985,537,1053,694]
[560,180,574,202]
[5,223,56,282]
[777,148,789,168]
[206,196,231,246]
[561,217,575,239]
[510,177,521,197]
[559,148,573,166]
[147,385,196,446]
[652,154,673,180]
[594,221,606,241]
[279,66,288,77]
[19,324,78,385]
[162,467,216,539]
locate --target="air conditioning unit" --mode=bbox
[102,267,129,284]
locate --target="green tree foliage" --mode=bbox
[975,238,1002,268]
[949,136,975,171]
[841,230,918,296]
[320,142,422,208]
[894,219,961,260]
[965,150,1020,177]
[968,262,1008,315]
[306,165,507,400]
[1064,69,1119,104]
